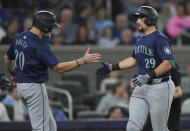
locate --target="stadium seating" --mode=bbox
[77,110,104,120]
[54,80,90,118]
[62,71,89,93]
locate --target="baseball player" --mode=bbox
[4,11,101,131]
[96,6,175,131]
[142,62,182,131]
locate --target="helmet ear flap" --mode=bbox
[144,17,154,26]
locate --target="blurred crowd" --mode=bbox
[1,0,190,47]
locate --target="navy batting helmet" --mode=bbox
[32,11,59,33]
[133,6,158,26]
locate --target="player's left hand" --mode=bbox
[83,48,101,63]
[0,73,10,91]
[132,74,151,86]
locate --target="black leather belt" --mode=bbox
[147,76,170,85]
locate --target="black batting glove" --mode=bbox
[96,61,112,75]
[0,74,10,91]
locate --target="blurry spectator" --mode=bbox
[49,97,68,121]
[86,18,97,44]
[75,25,90,45]
[181,65,190,94]
[120,28,134,45]
[158,3,172,32]
[57,8,78,44]
[2,85,28,121]
[0,103,10,121]
[52,33,64,46]
[0,8,7,41]
[168,0,178,17]
[107,106,124,119]
[0,26,6,42]
[144,0,158,9]
[0,8,7,25]
[113,13,128,40]
[186,1,190,18]
[166,3,190,44]
[100,71,120,93]
[98,26,119,47]
[96,80,129,115]
[95,6,114,35]
[76,3,93,25]
[120,0,145,15]
[23,18,32,30]
[1,18,20,44]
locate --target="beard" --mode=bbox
[139,28,144,32]
[137,25,144,33]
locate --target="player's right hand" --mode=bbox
[96,61,112,75]
[130,74,137,88]
[83,48,101,63]
[0,74,10,91]
[130,80,136,88]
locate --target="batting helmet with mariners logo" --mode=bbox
[133,6,158,26]
[32,10,60,33]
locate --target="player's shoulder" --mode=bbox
[154,30,169,41]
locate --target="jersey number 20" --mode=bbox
[15,49,25,70]
[145,58,155,69]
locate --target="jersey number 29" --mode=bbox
[145,58,155,69]
[15,49,25,70]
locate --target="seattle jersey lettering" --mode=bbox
[134,45,154,57]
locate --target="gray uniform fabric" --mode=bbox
[126,79,175,131]
[17,83,57,131]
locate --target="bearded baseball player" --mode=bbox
[4,11,101,131]
[96,6,175,131]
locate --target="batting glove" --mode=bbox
[96,61,112,75]
[0,74,10,91]
[132,74,151,86]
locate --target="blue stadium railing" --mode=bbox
[0,117,189,131]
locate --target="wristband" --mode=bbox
[112,64,121,71]
[10,70,16,76]
[76,60,80,67]
[148,70,156,79]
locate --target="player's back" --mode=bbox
[7,29,58,83]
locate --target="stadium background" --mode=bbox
[0,0,190,130]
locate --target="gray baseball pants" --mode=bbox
[17,83,57,131]
[126,79,175,131]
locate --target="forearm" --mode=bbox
[52,58,85,73]
[118,57,136,70]
[154,60,172,77]
[4,55,15,72]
